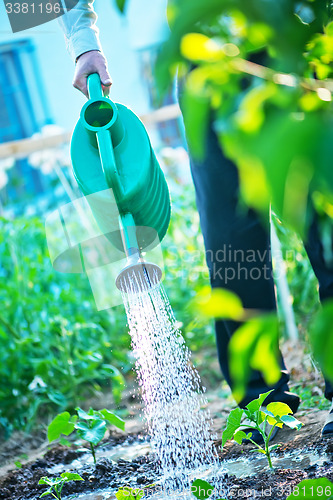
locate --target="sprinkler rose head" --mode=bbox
[116,259,162,293]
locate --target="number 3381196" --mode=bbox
[5,3,62,14]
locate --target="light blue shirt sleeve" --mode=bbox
[58,0,102,62]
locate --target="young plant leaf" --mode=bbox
[39,488,54,498]
[260,407,283,427]
[233,430,247,444]
[194,286,243,320]
[38,478,51,486]
[266,402,293,417]
[269,444,281,452]
[75,419,107,446]
[286,478,333,499]
[280,414,303,430]
[60,472,83,481]
[75,407,96,421]
[222,407,243,446]
[99,409,125,431]
[115,486,144,500]
[246,390,273,414]
[47,412,76,442]
[191,479,215,499]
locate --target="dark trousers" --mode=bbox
[189,119,333,404]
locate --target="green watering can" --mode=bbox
[70,73,171,292]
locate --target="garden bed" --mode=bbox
[0,393,332,500]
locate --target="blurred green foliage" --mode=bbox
[155,0,333,394]
[0,217,128,437]
[157,0,333,236]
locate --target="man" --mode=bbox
[58,0,333,441]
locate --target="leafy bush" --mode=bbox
[0,217,128,436]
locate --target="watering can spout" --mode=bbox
[115,213,162,293]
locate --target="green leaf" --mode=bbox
[99,409,125,431]
[180,33,223,63]
[14,460,22,468]
[286,478,333,499]
[47,412,76,442]
[191,479,215,499]
[59,438,72,447]
[60,472,84,482]
[269,443,281,452]
[115,487,130,500]
[260,408,282,427]
[38,478,51,486]
[255,449,267,455]
[266,402,292,417]
[233,430,247,444]
[280,414,303,430]
[246,390,273,414]
[39,488,54,498]
[75,419,107,446]
[194,286,243,320]
[229,314,281,402]
[75,407,96,421]
[115,487,144,500]
[222,407,243,446]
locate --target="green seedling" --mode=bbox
[38,472,83,499]
[286,478,333,499]
[48,407,125,464]
[115,484,155,500]
[222,390,303,469]
[191,479,226,499]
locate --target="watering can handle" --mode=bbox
[87,73,104,100]
[85,73,125,202]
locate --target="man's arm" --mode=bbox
[59,0,111,97]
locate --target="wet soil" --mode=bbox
[0,405,332,500]
[1,341,332,499]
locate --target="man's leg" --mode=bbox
[188,118,299,411]
[303,213,333,436]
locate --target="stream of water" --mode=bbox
[119,271,220,496]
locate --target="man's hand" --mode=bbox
[73,50,112,98]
